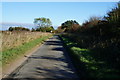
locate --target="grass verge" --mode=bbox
[2,34,52,66]
[60,35,120,80]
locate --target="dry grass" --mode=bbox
[1,31,51,51]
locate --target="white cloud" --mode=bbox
[0,22,34,30]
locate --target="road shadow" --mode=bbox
[28,55,67,63]
[45,41,62,46]
[45,35,62,46]
[4,35,79,80]
[52,47,63,51]
[34,36,79,79]
[34,67,79,80]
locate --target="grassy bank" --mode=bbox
[2,31,50,51]
[2,34,52,66]
[60,34,120,80]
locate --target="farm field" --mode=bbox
[2,31,51,51]
[1,31,52,66]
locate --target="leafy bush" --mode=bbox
[35,26,54,32]
[8,27,30,31]
[59,3,120,79]
[61,34,120,79]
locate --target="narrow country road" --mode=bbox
[5,35,79,80]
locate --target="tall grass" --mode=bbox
[2,31,50,51]
[1,31,52,65]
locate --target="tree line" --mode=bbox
[58,2,120,79]
[58,3,120,35]
[33,17,54,32]
[8,17,54,32]
[8,27,30,31]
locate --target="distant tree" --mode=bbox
[8,27,30,31]
[82,16,101,28]
[8,27,14,31]
[35,26,54,32]
[34,17,52,32]
[55,26,65,33]
[61,20,80,32]
[31,28,36,32]
[45,26,54,32]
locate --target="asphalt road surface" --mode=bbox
[5,35,79,80]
